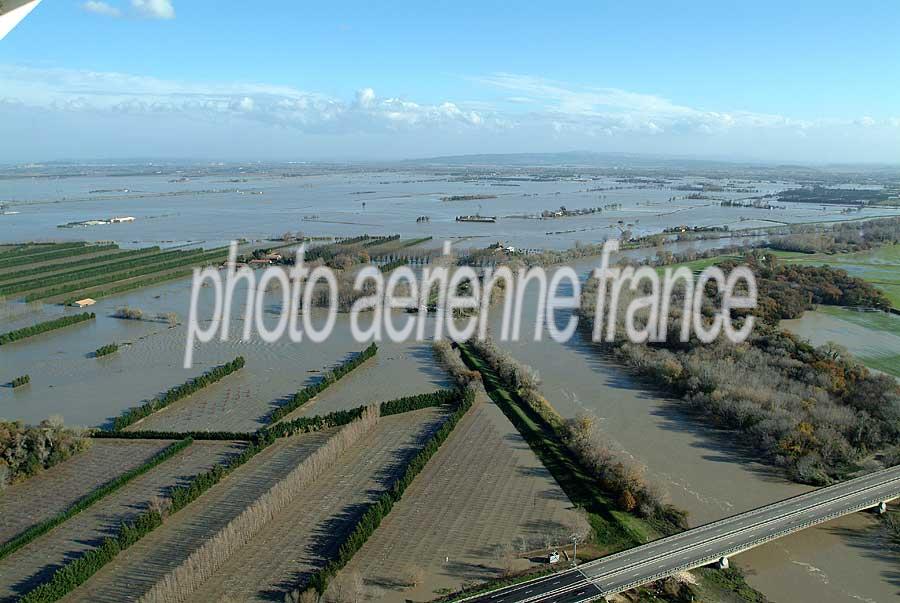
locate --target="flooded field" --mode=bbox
[4,168,899,252]
[487,281,900,603]
[782,306,900,378]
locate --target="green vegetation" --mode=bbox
[112,356,245,430]
[94,343,119,358]
[458,343,654,549]
[582,253,900,485]
[9,374,30,388]
[25,246,228,302]
[378,257,409,272]
[90,429,256,441]
[266,343,377,423]
[18,434,272,603]
[379,389,459,415]
[0,242,86,261]
[0,439,191,562]
[0,247,205,296]
[0,243,117,271]
[0,418,89,486]
[772,243,900,308]
[298,388,475,597]
[0,312,95,345]
[0,246,161,285]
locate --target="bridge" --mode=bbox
[461,466,900,603]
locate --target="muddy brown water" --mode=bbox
[484,273,899,603]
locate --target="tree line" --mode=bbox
[0,312,95,345]
[266,343,377,423]
[579,253,900,485]
[296,387,475,599]
[111,357,245,431]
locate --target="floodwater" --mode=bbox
[782,307,900,379]
[4,169,899,251]
[3,168,899,601]
[0,276,449,430]
[486,274,900,603]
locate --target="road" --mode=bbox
[462,465,900,603]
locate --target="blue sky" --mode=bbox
[2,0,899,163]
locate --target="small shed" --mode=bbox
[72,298,96,308]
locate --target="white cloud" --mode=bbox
[131,0,174,20]
[0,65,491,134]
[1,65,897,162]
[81,1,122,17]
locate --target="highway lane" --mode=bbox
[462,466,900,603]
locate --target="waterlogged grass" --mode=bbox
[655,254,742,275]
[817,305,900,338]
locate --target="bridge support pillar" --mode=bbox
[876,501,888,514]
[716,556,730,570]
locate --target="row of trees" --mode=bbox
[0,312,95,345]
[0,243,117,271]
[578,252,900,485]
[0,247,190,296]
[26,247,228,302]
[432,340,482,390]
[267,343,377,423]
[299,388,476,599]
[0,246,158,286]
[0,417,90,488]
[466,336,681,526]
[112,357,245,430]
[771,216,900,254]
[141,408,380,602]
[0,439,191,561]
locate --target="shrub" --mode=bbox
[266,344,377,423]
[9,374,30,388]
[140,408,380,601]
[111,356,245,430]
[112,306,143,320]
[0,312,95,345]
[0,417,90,486]
[94,343,119,357]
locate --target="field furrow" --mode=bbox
[0,441,241,603]
[192,407,450,602]
[335,397,589,602]
[0,439,172,546]
[59,430,335,603]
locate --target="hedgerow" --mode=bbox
[0,243,117,271]
[0,312,95,345]
[0,246,159,285]
[266,343,377,423]
[298,387,475,597]
[25,247,228,302]
[111,356,245,430]
[91,429,256,441]
[0,439,191,562]
[0,247,195,296]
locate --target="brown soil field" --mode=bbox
[0,439,171,546]
[0,440,241,602]
[60,430,335,603]
[191,407,450,602]
[333,396,590,602]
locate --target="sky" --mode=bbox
[2,0,900,164]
